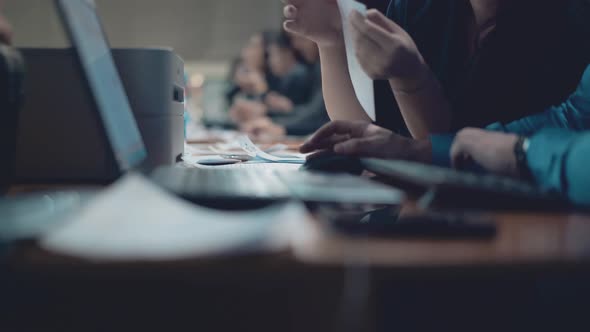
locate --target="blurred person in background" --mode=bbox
[264,31,310,112]
[0,4,11,45]
[239,33,330,141]
[229,30,312,124]
[226,31,275,103]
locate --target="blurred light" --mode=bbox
[189,73,205,89]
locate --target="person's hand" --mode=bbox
[349,9,429,92]
[241,117,287,143]
[235,68,268,95]
[283,0,343,47]
[0,13,13,45]
[265,92,294,113]
[229,99,268,123]
[300,120,432,162]
[450,128,520,176]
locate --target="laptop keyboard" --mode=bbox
[151,163,404,206]
[362,159,568,210]
[151,166,291,200]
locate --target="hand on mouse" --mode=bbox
[300,121,432,162]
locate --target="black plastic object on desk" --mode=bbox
[300,152,364,175]
[327,207,497,239]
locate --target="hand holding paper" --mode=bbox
[337,0,376,121]
[347,7,429,93]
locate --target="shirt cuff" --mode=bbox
[527,129,580,191]
[430,134,456,167]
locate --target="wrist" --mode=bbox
[514,136,532,179]
[396,138,432,164]
[389,61,431,95]
[318,38,345,54]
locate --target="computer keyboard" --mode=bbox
[151,166,291,207]
[151,163,405,208]
[362,159,568,211]
[275,170,404,205]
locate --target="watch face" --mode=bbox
[522,138,531,153]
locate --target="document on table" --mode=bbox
[41,175,309,262]
[238,135,305,164]
[337,0,375,121]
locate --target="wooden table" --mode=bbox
[3,165,590,331]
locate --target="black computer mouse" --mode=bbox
[300,152,365,175]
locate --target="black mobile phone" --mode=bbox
[329,208,497,239]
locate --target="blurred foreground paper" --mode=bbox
[41,174,309,262]
[337,0,375,121]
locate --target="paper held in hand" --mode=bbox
[337,0,376,121]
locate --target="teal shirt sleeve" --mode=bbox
[431,65,590,167]
[527,129,590,207]
[487,65,590,135]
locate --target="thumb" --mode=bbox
[365,9,403,34]
[450,140,470,169]
[284,20,305,37]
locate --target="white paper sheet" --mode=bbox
[41,175,309,262]
[238,135,305,164]
[337,0,376,121]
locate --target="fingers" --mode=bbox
[366,8,403,34]
[450,139,468,169]
[283,3,303,35]
[283,5,297,19]
[301,134,351,153]
[284,20,303,36]
[334,138,365,155]
[450,128,480,168]
[350,10,392,47]
[300,121,368,153]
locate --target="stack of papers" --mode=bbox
[41,175,309,262]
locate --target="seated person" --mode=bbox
[302,63,590,206]
[230,31,316,137]
[450,65,590,206]
[0,10,11,44]
[284,0,590,139]
[226,31,275,103]
[452,129,590,207]
[265,31,311,111]
[235,34,330,139]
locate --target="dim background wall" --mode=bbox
[4,0,283,62]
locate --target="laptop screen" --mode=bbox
[57,0,146,171]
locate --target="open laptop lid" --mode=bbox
[55,0,147,173]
